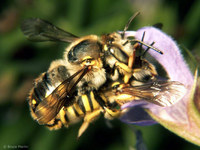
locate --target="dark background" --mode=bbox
[0,0,200,150]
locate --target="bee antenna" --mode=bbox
[136,31,163,56]
[139,31,146,56]
[142,41,155,57]
[121,12,140,39]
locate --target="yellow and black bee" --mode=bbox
[21,13,186,137]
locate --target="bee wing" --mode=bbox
[121,81,187,107]
[21,18,78,42]
[35,67,89,124]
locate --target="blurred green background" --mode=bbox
[0,0,200,150]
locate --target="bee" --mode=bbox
[21,13,185,137]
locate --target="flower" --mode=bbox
[120,27,200,146]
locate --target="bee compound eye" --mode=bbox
[109,46,128,64]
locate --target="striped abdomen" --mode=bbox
[59,91,105,127]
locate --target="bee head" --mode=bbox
[101,33,129,67]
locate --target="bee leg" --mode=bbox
[109,68,119,81]
[45,118,63,130]
[78,109,102,138]
[115,62,132,73]
[103,106,121,119]
[124,55,134,84]
[115,62,132,84]
[128,46,136,69]
[125,46,137,83]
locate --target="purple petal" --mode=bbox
[120,105,157,126]
[134,27,194,124]
[120,27,193,125]
[120,27,200,145]
[120,100,157,125]
[120,27,194,124]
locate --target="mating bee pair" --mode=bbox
[21,13,186,137]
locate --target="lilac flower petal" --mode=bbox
[120,106,157,126]
[133,27,194,124]
[120,96,158,125]
[119,27,194,124]
[121,99,148,109]
[121,100,157,125]
[121,27,200,145]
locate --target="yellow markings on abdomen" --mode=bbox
[64,106,82,125]
[90,91,100,110]
[73,103,84,116]
[60,92,103,127]
[59,108,68,126]
[82,94,92,112]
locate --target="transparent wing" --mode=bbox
[21,18,78,42]
[117,80,187,107]
[35,67,89,124]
